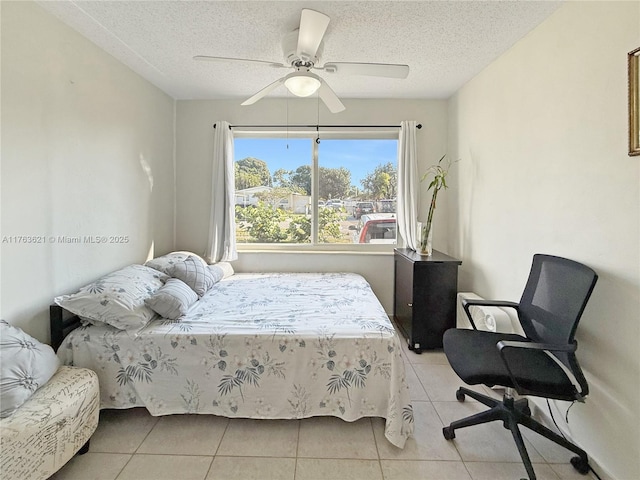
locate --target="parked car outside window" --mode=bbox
[349,214,396,244]
[378,199,396,213]
[325,199,344,210]
[353,201,374,219]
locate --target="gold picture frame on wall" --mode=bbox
[629,47,640,156]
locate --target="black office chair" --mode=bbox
[442,254,597,480]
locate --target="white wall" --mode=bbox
[175,98,449,311]
[0,1,175,341]
[448,2,639,478]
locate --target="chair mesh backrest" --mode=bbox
[518,255,597,394]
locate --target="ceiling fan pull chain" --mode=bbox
[315,96,321,144]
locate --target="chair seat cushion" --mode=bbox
[443,329,577,399]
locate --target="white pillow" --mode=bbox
[0,320,60,418]
[144,251,208,276]
[208,262,235,282]
[167,256,215,297]
[145,278,198,320]
[54,265,168,332]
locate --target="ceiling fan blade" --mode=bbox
[194,55,287,69]
[296,9,330,61]
[318,81,345,113]
[241,77,286,106]
[322,62,410,79]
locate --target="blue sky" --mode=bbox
[234,138,397,186]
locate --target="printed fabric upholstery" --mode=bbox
[0,366,99,480]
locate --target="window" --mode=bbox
[233,130,398,247]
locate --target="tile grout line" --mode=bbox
[114,414,161,480]
[213,417,231,457]
[293,419,301,480]
[407,361,433,402]
[368,417,385,480]
[110,408,160,480]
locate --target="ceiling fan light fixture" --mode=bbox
[284,72,321,97]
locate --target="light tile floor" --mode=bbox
[51,343,598,480]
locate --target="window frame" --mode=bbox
[233,127,401,253]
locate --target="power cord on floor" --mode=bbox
[546,399,603,480]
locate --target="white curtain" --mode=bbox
[397,120,419,251]
[205,121,238,263]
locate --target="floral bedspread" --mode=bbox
[58,272,413,448]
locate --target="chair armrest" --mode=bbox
[495,340,577,396]
[497,340,577,354]
[461,299,519,330]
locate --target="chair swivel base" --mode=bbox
[442,387,590,480]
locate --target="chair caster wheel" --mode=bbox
[455,390,466,402]
[442,426,456,440]
[570,456,590,475]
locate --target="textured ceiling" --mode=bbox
[36,1,562,101]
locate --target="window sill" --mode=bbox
[237,244,397,255]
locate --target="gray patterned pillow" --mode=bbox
[144,278,198,320]
[0,320,60,418]
[167,256,215,297]
[144,251,208,276]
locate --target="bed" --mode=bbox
[52,253,413,448]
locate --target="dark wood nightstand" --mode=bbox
[393,248,461,353]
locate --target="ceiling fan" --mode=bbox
[194,9,409,113]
